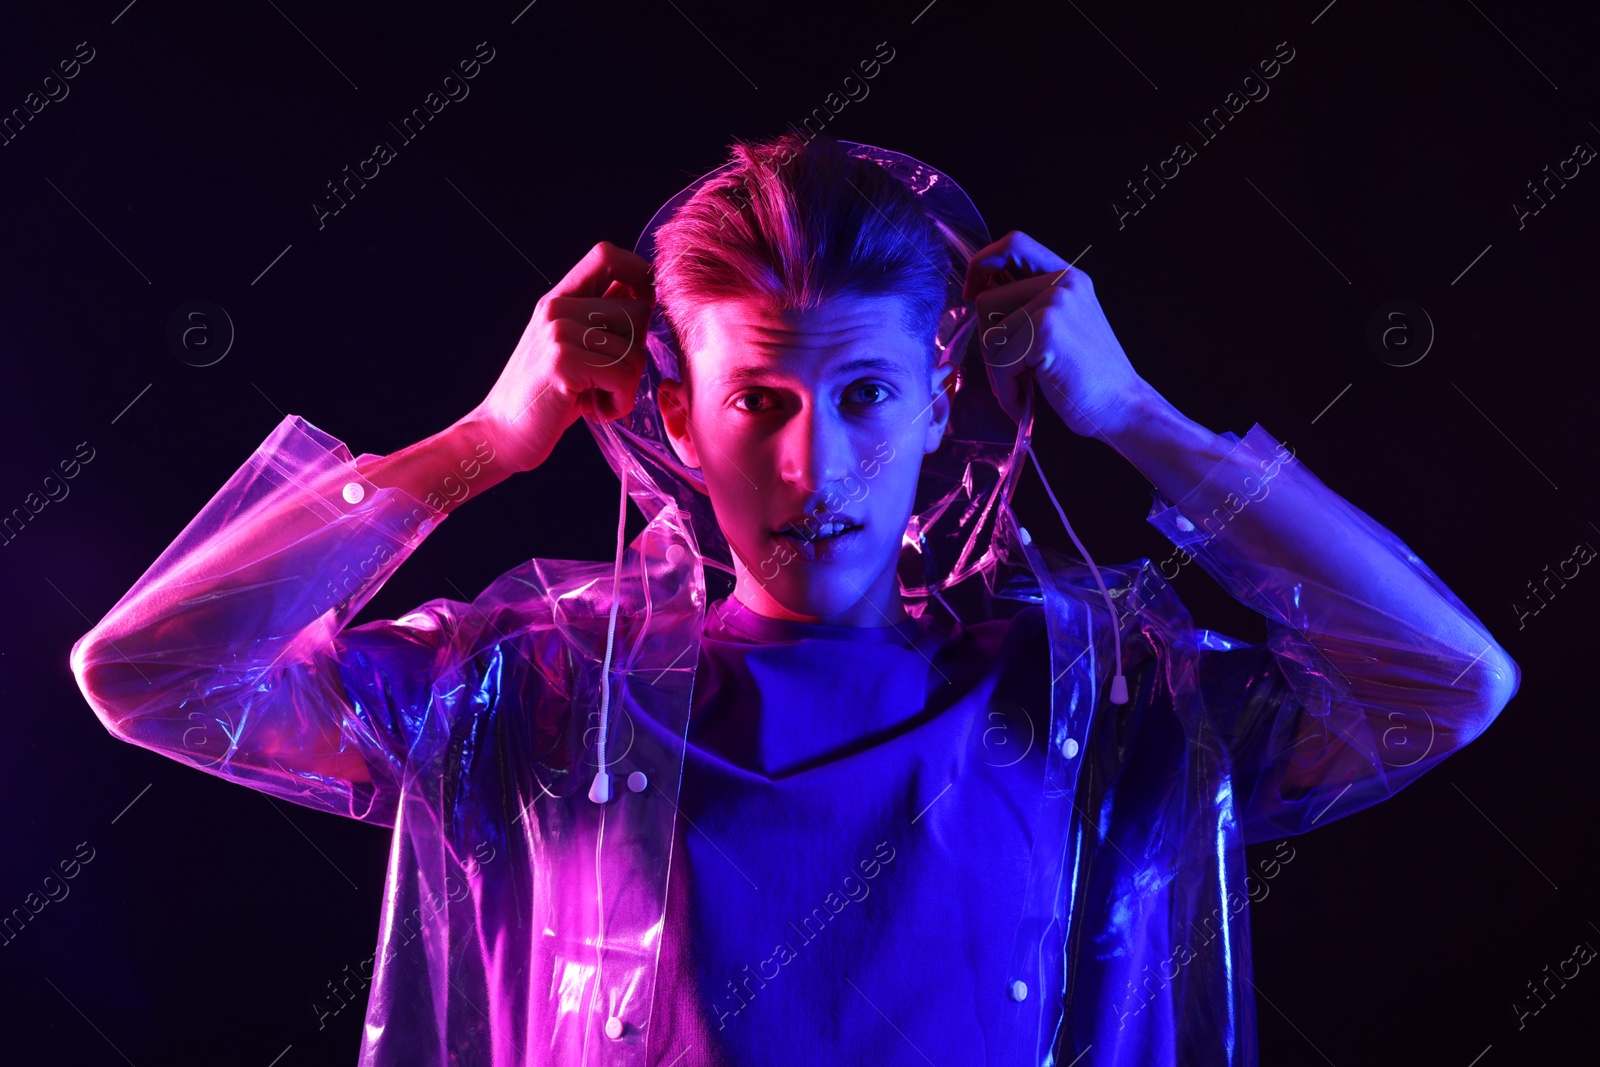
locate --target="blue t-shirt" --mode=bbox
[646,597,1053,1065]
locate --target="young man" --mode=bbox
[71,133,1519,1066]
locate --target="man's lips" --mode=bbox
[774,515,863,543]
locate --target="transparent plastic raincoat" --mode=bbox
[70,142,1519,1066]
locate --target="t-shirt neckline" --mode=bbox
[706,596,927,647]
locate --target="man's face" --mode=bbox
[659,293,952,625]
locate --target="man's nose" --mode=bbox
[779,405,850,493]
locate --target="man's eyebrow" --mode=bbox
[708,366,776,388]
[831,356,913,378]
[708,356,911,388]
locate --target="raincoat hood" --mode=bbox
[588,139,1046,616]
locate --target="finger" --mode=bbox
[553,317,648,374]
[544,295,653,353]
[975,299,1041,375]
[556,342,644,421]
[978,285,1062,425]
[963,231,1070,301]
[601,282,657,351]
[548,241,656,301]
[972,272,1059,323]
[984,358,1027,427]
[603,277,654,303]
[966,249,1070,301]
[580,326,647,372]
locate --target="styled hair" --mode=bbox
[651,131,959,368]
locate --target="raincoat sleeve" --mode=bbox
[1143,423,1520,843]
[69,413,471,828]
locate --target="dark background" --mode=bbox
[2,0,1596,1063]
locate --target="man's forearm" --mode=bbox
[1089,382,1232,505]
[1091,383,1498,658]
[86,414,514,654]
[74,412,497,723]
[356,413,517,516]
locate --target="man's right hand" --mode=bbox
[468,241,655,474]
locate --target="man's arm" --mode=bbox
[69,242,656,823]
[1098,384,1506,664]
[68,414,488,825]
[962,229,1517,838]
[1097,385,1519,839]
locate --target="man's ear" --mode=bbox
[922,361,955,454]
[657,378,702,469]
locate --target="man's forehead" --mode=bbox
[702,293,909,339]
[690,294,927,380]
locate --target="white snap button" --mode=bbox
[1018,526,1032,546]
[342,482,365,504]
[1009,980,1028,1002]
[665,544,684,565]
[1175,516,1194,532]
[627,771,648,793]
[604,1016,625,1040]
[1062,738,1079,759]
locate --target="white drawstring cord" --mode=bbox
[1013,377,1128,705]
[588,466,630,804]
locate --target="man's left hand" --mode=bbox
[964,230,1149,438]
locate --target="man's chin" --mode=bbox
[729,533,903,625]
[737,572,899,626]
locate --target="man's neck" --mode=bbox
[729,563,908,628]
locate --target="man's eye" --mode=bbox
[848,383,893,405]
[733,393,769,413]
